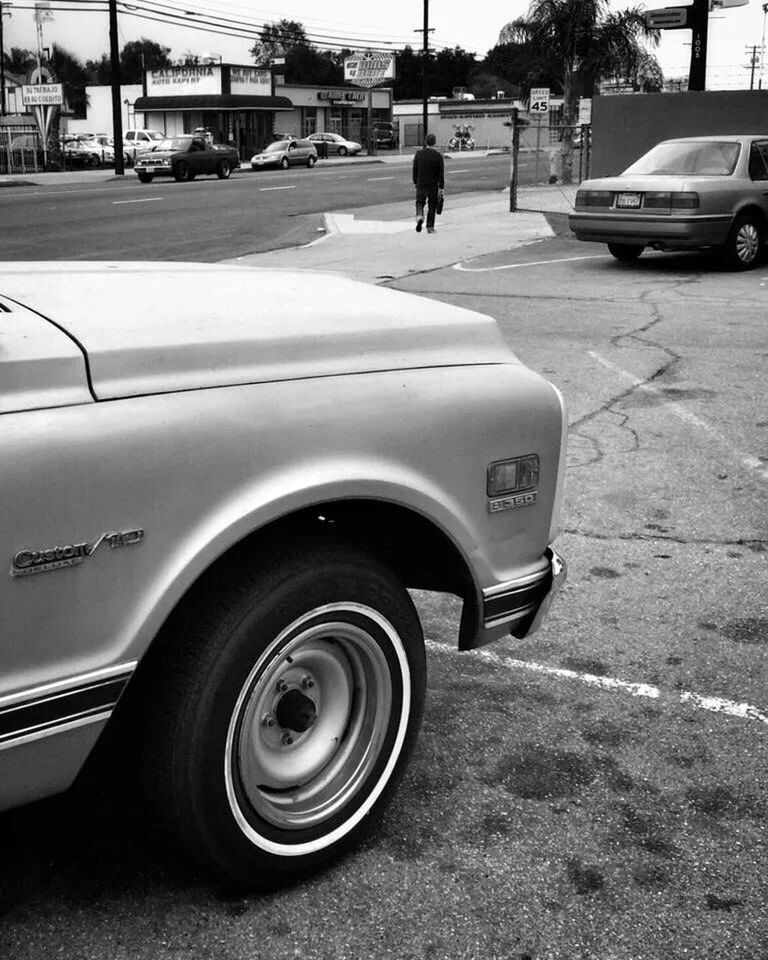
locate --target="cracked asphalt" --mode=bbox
[1,234,766,959]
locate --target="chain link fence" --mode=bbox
[0,125,45,175]
[512,121,592,215]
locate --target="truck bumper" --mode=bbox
[463,547,567,650]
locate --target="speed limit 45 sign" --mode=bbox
[529,88,550,113]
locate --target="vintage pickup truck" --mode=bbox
[133,133,240,182]
[0,262,567,886]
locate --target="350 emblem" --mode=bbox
[11,529,145,578]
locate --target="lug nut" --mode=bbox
[275,679,288,693]
[261,714,275,728]
[281,733,294,746]
[301,676,314,689]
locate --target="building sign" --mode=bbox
[230,67,271,95]
[317,90,367,102]
[343,53,396,87]
[22,83,63,106]
[645,7,689,28]
[146,66,222,97]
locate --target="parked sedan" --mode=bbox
[569,135,768,269]
[307,132,362,157]
[251,139,317,170]
[134,135,239,182]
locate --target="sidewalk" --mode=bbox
[226,191,557,285]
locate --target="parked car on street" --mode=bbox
[251,138,317,170]
[569,134,768,269]
[369,121,399,149]
[0,261,567,888]
[134,134,240,182]
[307,132,362,156]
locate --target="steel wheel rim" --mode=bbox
[226,603,402,840]
[736,223,759,263]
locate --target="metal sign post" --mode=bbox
[22,82,62,168]
[529,88,550,185]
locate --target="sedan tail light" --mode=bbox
[643,191,700,209]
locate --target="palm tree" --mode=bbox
[47,44,90,169]
[500,0,661,182]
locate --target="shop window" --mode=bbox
[303,108,317,137]
[328,109,342,135]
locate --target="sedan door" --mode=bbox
[747,140,768,215]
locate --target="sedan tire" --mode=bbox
[307,155,316,168]
[280,157,289,170]
[607,243,644,262]
[723,212,763,270]
[338,146,348,157]
[139,539,426,887]
[216,159,232,180]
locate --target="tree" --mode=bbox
[2,47,35,77]
[121,39,173,82]
[500,0,661,181]
[85,54,111,85]
[47,44,90,168]
[284,46,345,85]
[250,20,308,67]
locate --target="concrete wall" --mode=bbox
[592,91,768,177]
[64,85,144,137]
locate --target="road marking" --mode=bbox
[425,640,768,726]
[589,351,768,484]
[454,254,605,272]
[112,197,163,205]
[367,176,396,181]
[259,185,296,192]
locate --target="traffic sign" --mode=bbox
[645,6,690,28]
[529,88,550,113]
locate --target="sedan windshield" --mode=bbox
[156,137,192,151]
[264,141,289,153]
[623,141,740,176]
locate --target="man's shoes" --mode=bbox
[416,218,423,233]
[427,227,436,233]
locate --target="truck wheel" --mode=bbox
[142,542,426,887]
[137,172,153,183]
[216,159,231,179]
[607,242,644,262]
[723,213,762,270]
[173,161,191,182]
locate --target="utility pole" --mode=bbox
[760,2,768,89]
[688,0,709,91]
[746,44,760,89]
[0,1,9,116]
[108,0,124,174]
[414,0,434,143]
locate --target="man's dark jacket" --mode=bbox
[413,146,444,189]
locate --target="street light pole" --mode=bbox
[760,2,768,89]
[108,0,124,174]
[0,1,9,117]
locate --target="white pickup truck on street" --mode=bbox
[0,261,567,887]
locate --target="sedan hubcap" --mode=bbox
[736,223,759,263]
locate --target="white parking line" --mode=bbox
[425,640,768,726]
[259,185,296,192]
[589,351,768,484]
[454,254,605,272]
[112,197,163,205]
[367,176,396,181]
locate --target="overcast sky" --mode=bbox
[3,0,766,90]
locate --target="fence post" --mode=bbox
[509,108,519,212]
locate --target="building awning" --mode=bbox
[133,95,293,112]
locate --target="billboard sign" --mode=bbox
[344,53,396,87]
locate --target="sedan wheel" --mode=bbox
[139,541,426,887]
[216,159,231,179]
[607,242,644,262]
[307,155,316,168]
[724,213,762,270]
[280,157,289,170]
[338,146,348,157]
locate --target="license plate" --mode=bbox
[141,167,156,173]
[617,192,641,209]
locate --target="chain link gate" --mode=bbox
[510,120,591,215]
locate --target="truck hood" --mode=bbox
[0,262,518,404]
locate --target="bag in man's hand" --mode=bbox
[436,189,445,215]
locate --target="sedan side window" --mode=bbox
[748,142,768,181]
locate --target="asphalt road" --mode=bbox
[0,154,520,261]
[1,208,766,959]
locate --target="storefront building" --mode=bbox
[272,82,393,143]
[133,64,292,160]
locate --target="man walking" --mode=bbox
[413,133,444,234]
